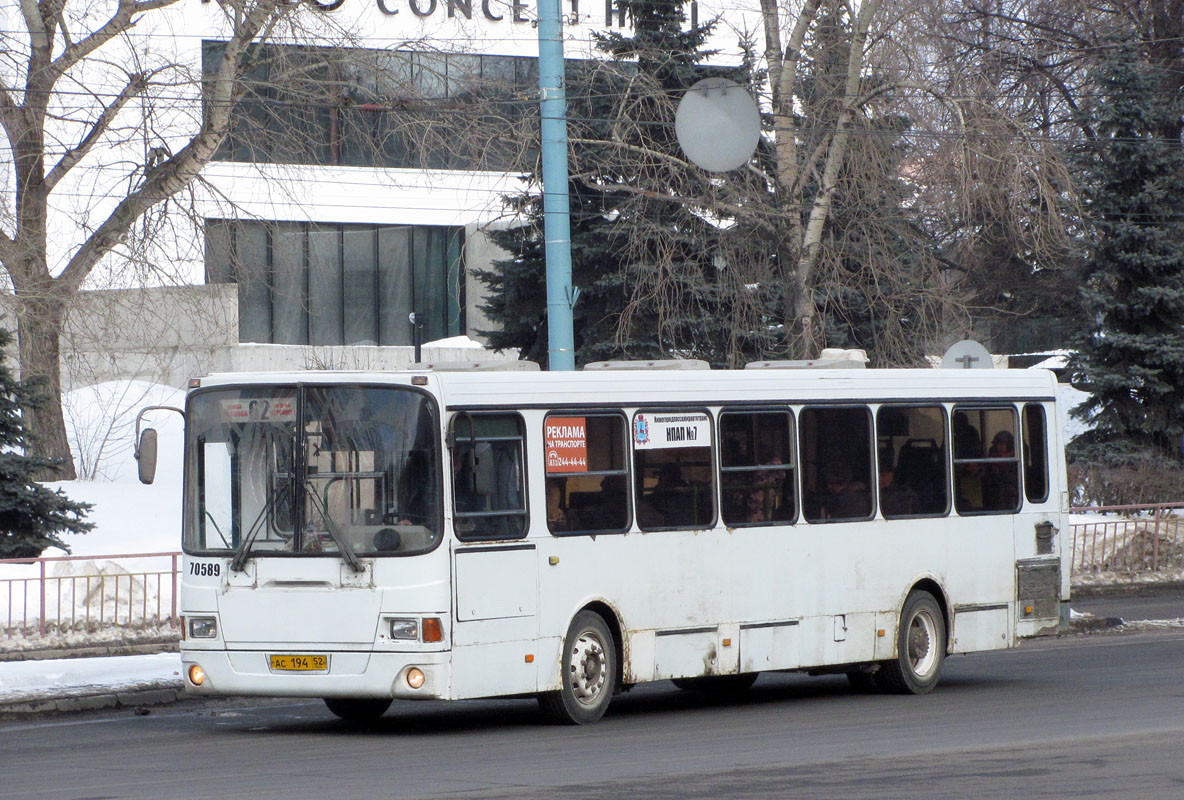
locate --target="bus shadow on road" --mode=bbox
[240,670,1020,736]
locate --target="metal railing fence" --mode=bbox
[1069,503,1184,578]
[0,551,180,638]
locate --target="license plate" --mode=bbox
[269,654,328,672]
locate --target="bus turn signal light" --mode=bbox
[422,617,443,643]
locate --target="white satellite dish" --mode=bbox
[941,340,994,369]
[675,78,760,173]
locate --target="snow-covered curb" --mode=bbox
[0,652,184,715]
[0,625,179,657]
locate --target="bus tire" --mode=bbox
[671,673,758,693]
[538,610,617,724]
[874,590,946,695]
[323,697,392,721]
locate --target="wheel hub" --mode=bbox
[908,620,931,661]
[570,632,607,705]
[907,609,939,678]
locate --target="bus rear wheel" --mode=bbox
[538,611,617,725]
[874,590,946,695]
[323,697,392,721]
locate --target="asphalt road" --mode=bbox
[3,630,1184,800]
[1071,591,1184,623]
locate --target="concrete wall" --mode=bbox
[59,283,239,391]
[3,226,514,392]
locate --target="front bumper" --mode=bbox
[181,648,450,700]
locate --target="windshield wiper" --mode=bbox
[304,483,365,573]
[231,481,287,573]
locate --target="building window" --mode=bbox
[205,219,464,346]
[202,42,538,172]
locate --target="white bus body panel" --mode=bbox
[179,367,1066,702]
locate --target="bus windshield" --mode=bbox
[184,385,441,559]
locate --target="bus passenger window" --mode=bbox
[876,405,949,518]
[632,411,715,531]
[1023,404,1049,503]
[719,411,795,526]
[451,413,527,540]
[544,414,629,535]
[800,407,874,522]
[953,407,1020,514]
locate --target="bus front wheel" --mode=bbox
[323,697,392,721]
[874,590,946,695]
[538,610,617,724]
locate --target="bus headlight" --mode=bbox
[188,616,218,639]
[388,618,418,640]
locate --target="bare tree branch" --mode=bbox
[44,70,155,191]
[57,0,285,295]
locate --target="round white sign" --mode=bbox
[941,340,994,369]
[675,78,760,173]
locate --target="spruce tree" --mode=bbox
[477,0,765,367]
[0,327,93,558]
[1068,41,1184,463]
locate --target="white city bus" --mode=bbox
[146,360,1068,724]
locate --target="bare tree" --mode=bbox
[548,0,981,364]
[749,0,1087,359]
[0,0,306,479]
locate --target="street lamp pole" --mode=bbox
[537,0,576,371]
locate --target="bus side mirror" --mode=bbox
[137,428,158,485]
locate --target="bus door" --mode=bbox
[448,413,540,697]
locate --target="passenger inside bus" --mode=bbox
[821,463,871,519]
[982,430,1019,510]
[638,463,685,525]
[894,438,945,514]
[637,463,701,528]
[953,413,986,510]
[878,461,917,517]
[546,482,569,530]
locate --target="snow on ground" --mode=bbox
[0,653,181,703]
